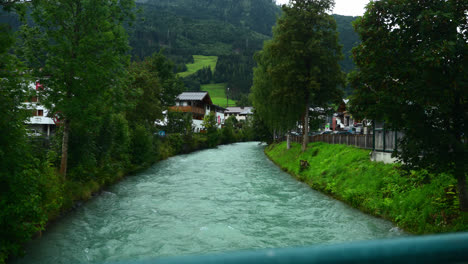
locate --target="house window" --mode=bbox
[37,110,44,116]
[31,96,38,103]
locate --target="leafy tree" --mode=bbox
[166,111,193,135]
[349,0,468,211]
[251,0,344,151]
[235,93,252,107]
[127,51,184,129]
[202,112,219,146]
[25,0,135,178]
[221,115,237,143]
[0,4,62,262]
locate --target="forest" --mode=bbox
[0,1,360,99]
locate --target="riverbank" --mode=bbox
[265,142,468,234]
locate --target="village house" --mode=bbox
[225,106,254,122]
[169,92,225,132]
[329,99,362,133]
[23,81,56,137]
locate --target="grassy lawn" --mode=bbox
[178,55,218,78]
[201,83,236,107]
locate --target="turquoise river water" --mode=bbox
[14,142,404,264]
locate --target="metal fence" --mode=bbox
[287,130,401,152]
[113,232,468,264]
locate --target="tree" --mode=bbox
[251,0,344,151]
[349,0,468,211]
[0,4,62,262]
[26,0,135,178]
[127,51,184,129]
[202,112,219,147]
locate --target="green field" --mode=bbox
[201,83,236,107]
[178,55,218,78]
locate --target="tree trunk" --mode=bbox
[287,132,291,149]
[59,119,70,178]
[302,102,309,152]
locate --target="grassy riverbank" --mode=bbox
[265,142,468,234]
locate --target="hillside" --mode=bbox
[131,0,280,59]
[334,15,360,74]
[0,2,360,98]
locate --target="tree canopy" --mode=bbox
[251,0,344,151]
[24,0,135,177]
[349,0,468,211]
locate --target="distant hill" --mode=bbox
[0,2,360,97]
[334,14,360,74]
[130,0,280,60]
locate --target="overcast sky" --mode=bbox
[275,0,370,17]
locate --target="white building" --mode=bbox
[23,81,56,137]
[225,107,253,122]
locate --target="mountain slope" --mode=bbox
[130,0,281,60]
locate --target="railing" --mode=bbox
[111,232,468,264]
[168,106,205,116]
[287,130,400,152]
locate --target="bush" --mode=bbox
[130,125,154,165]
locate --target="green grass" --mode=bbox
[178,55,218,78]
[201,83,236,107]
[265,142,468,234]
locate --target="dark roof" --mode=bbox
[176,92,212,104]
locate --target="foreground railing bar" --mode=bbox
[113,232,468,264]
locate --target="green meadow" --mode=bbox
[201,83,236,107]
[178,55,218,78]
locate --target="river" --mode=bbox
[14,142,403,264]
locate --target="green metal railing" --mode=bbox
[113,232,468,264]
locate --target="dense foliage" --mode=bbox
[130,0,280,58]
[251,0,344,151]
[0,3,62,262]
[266,142,468,233]
[349,0,468,211]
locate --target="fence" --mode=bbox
[113,232,468,264]
[287,129,401,152]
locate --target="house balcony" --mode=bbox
[26,116,55,125]
[169,106,205,116]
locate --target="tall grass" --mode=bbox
[265,142,468,234]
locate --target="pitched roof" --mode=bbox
[177,92,209,101]
[226,107,254,114]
